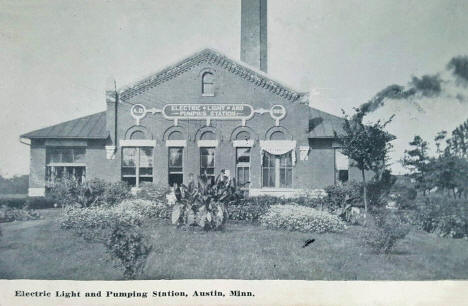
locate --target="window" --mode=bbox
[202,72,214,96]
[262,151,293,188]
[335,149,349,184]
[236,147,250,187]
[168,147,183,187]
[45,147,86,185]
[121,147,153,187]
[200,147,215,183]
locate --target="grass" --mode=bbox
[0,209,467,280]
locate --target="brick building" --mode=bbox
[21,0,358,197]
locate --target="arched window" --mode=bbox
[130,130,146,140]
[202,72,214,96]
[236,131,251,140]
[270,130,286,140]
[168,131,184,140]
[200,131,216,140]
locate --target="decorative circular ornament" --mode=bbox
[130,104,147,121]
[270,104,286,121]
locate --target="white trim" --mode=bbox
[232,139,254,147]
[165,140,187,147]
[119,139,156,147]
[260,140,296,155]
[197,140,218,147]
[299,145,310,161]
[46,163,86,167]
[249,188,302,198]
[105,145,116,159]
[28,188,45,197]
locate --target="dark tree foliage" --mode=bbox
[401,136,431,195]
[0,174,28,194]
[335,109,395,214]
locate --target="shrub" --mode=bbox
[411,196,467,238]
[259,204,347,233]
[136,183,169,202]
[0,197,26,209]
[324,182,362,211]
[119,199,171,219]
[48,178,131,207]
[105,220,152,280]
[171,176,237,231]
[0,206,41,223]
[25,197,56,209]
[226,200,270,223]
[366,170,397,208]
[60,200,153,279]
[359,210,410,254]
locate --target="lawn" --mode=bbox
[0,209,467,280]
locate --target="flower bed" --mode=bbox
[259,204,346,233]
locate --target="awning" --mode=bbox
[260,140,297,165]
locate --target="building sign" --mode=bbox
[163,104,253,120]
[130,103,287,126]
[130,104,161,125]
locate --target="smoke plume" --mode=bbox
[359,56,467,116]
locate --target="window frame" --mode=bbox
[262,151,293,188]
[45,147,87,185]
[121,146,154,187]
[168,146,184,187]
[200,147,216,183]
[236,147,251,188]
[201,71,215,96]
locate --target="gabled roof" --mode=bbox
[308,107,345,138]
[118,48,308,103]
[21,112,108,139]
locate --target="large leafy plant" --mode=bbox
[171,175,243,231]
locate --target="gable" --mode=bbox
[118,48,307,103]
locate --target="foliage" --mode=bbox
[411,196,468,238]
[366,169,397,208]
[324,182,362,210]
[0,196,56,210]
[171,175,237,231]
[48,178,131,207]
[226,201,270,223]
[401,135,432,195]
[60,200,155,279]
[0,174,29,195]
[0,206,41,223]
[390,181,418,209]
[259,204,347,233]
[335,108,395,213]
[359,209,410,254]
[136,182,170,202]
[105,220,153,280]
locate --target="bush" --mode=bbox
[119,199,171,220]
[0,197,26,209]
[105,220,152,280]
[136,183,169,202]
[0,206,41,223]
[60,199,165,241]
[60,200,154,279]
[48,178,131,207]
[25,197,56,209]
[226,201,270,223]
[324,182,362,211]
[411,196,467,238]
[259,204,347,233]
[359,210,410,254]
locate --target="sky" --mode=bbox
[0,0,467,177]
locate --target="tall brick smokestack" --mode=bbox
[241,0,267,73]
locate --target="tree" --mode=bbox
[401,135,431,195]
[447,119,468,159]
[335,108,395,215]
